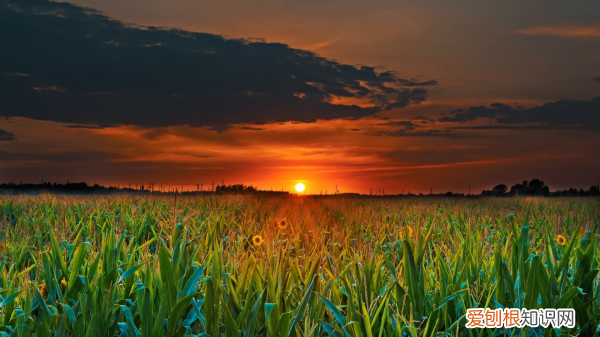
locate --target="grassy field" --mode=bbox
[0,194,598,336]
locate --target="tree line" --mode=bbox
[481,179,600,197]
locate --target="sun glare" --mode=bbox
[295,183,305,193]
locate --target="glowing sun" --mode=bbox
[295,183,306,193]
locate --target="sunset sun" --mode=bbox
[295,183,306,193]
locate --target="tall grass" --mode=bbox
[0,194,598,336]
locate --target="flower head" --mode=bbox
[277,219,288,229]
[252,235,264,246]
[406,226,413,236]
[557,235,567,246]
[39,283,48,297]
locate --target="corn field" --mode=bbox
[0,194,598,337]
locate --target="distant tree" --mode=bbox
[215,184,257,194]
[508,179,548,196]
[529,179,543,187]
[491,184,507,196]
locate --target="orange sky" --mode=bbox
[2,114,599,194]
[1,0,600,194]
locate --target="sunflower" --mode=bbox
[557,235,567,246]
[277,219,288,229]
[39,283,48,297]
[252,235,264,246]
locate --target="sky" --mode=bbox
[1,0,599,194]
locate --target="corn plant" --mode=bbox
[0,194,597,336]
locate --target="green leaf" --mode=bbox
[167,293,199,337]
[67,243,89,296]
[118,265,141,283]
[0,291,21,309]
[159,245,177,314]
[289,275,316,336]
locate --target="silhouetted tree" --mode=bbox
[215,184,257,194]
[491,184,507,196]
[509,179,549,196]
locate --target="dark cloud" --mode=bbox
[593,77,600,84]
[413,116,436,124]
[379,120,418,130]
[64,124,114,129]
[385,129,462,138]
[0,150,122,162]
[0,0,434,130]
[439,97,600,131]
[0,129,16,141]
[366,96,600,139]
[369,120,462,138]
[239,126,265,131]
[450,125,578,131]
[397,79,438,87]
[439,103,512,123]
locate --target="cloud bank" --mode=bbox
[0,0,435,130]
[439,98,600,131]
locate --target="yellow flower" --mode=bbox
[557,235,566,246]
[252,235,264,246]
[61,279,67,290]
[39,283,48,297]
[277,219,288,229]
[406,226,413,236]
